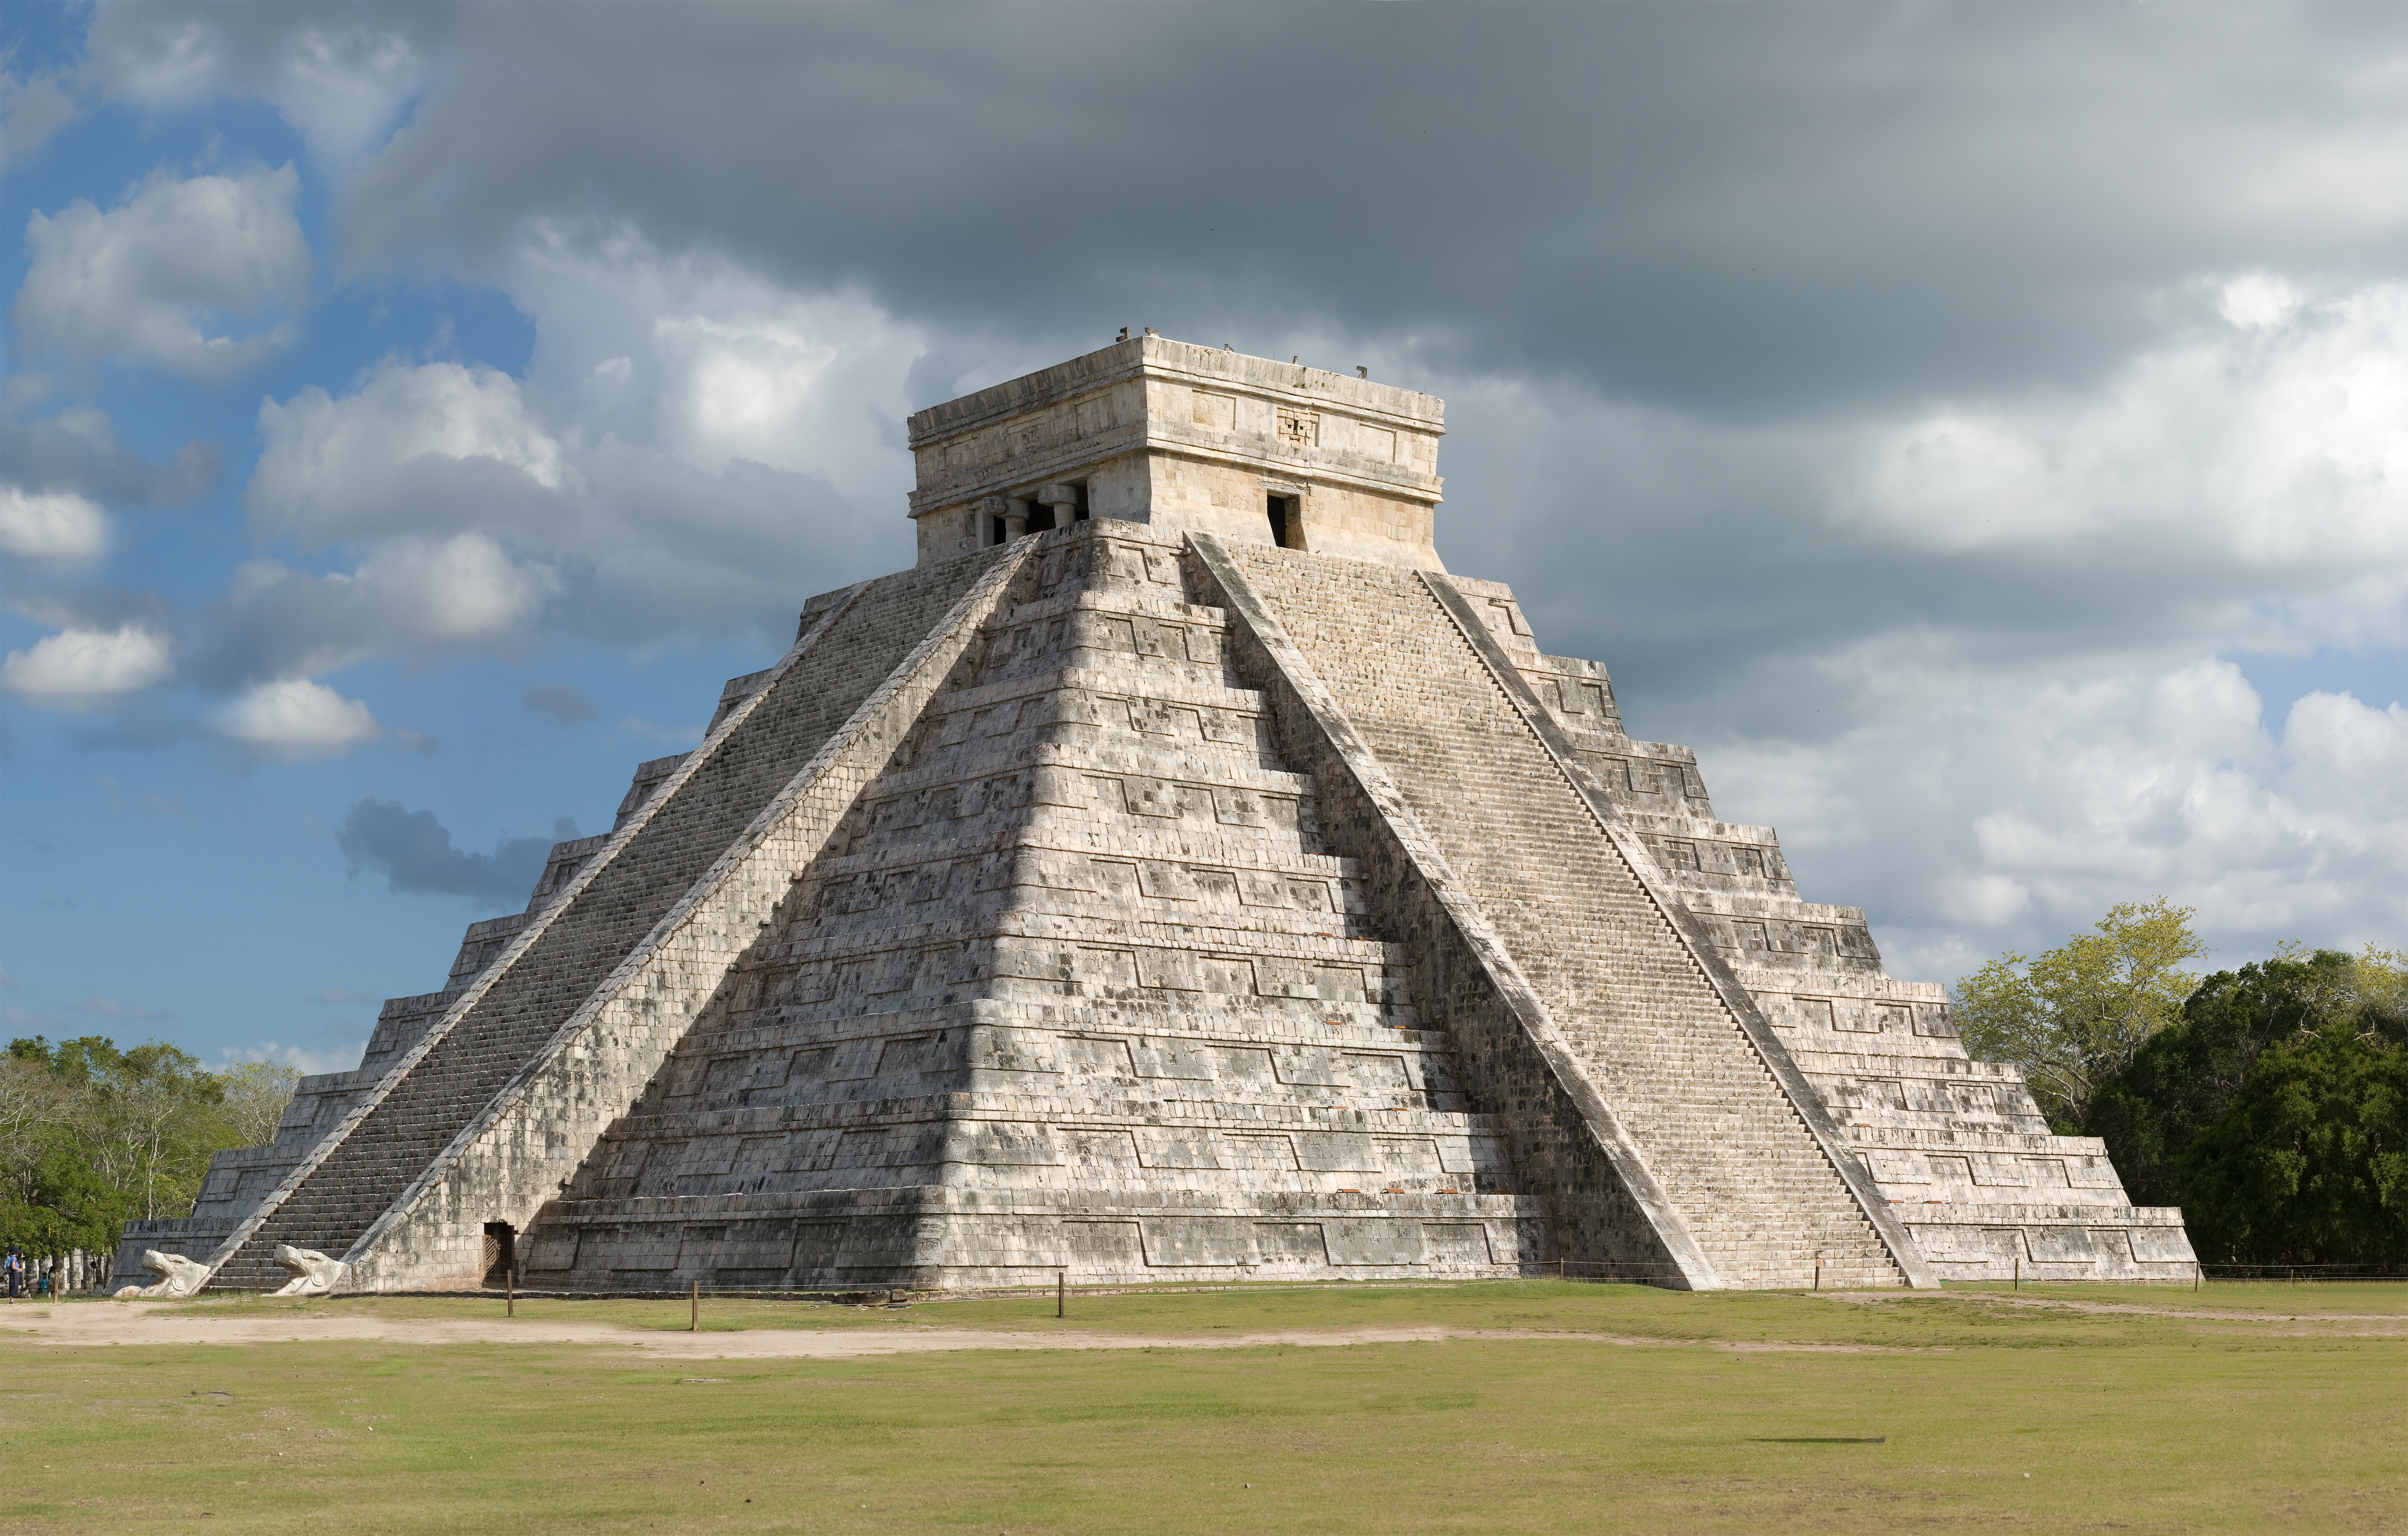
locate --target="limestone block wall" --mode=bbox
[332,547,1035,1291]
[907,337,1444,571]
[1117,452,1445,572]
[615,754,691,830]
[516,522,1544,1291]
[1213,544,1923,1289]
[1190,538,1705,1283]
[193,550,1012,1291]
[118,892,550,1279]
[1488,582,2198,1281]
[140,510,2189,1292]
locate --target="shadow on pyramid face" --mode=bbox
[534,518,1537,1292]
[139,342,2191,1299]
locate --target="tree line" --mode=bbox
[0,1036,299,1260]
[10,918,2401,1276]
[1957,901,2408,1267]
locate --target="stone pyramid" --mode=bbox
[125,337,2193,1294]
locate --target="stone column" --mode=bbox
[1005,498,1032,540]
[976,496,1012,548]
[1038,482,1081,528]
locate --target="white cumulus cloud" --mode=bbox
[1418,273,2408,984]
[1836,280,2408,632]
[1697,653,2408,990]
[240,245,915,651]
[218,1038,363,1075]
[0,625,174,707]
[201,532,554,686]
[89,7,434,169]
[250,361,575,543]
[2280,690,2408,821]
[0,485,110,560]
[14,164,312,375]
[209,677,380,759]
[512,231,925,511]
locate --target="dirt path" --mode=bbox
[0,1305,1891,1358]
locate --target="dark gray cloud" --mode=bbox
[93,1,2408,416]
[0,400,220,505]
[522,682,597,723]
[84,1,2408,708]
[334,796,575,907]
[57,2,2408,979]
[1434,382,2384,745]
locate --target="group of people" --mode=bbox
[3,1247,105,1299]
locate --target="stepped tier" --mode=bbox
[1212,543,1917,1289]
[517,532,1551,1287]
[123,337,2186,1293]
[1504,642,2193,1279]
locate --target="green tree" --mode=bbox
[1955,898,2208,1128]
[0,1051,72,1209]
[2179,1017,2408,1265]
[216,1060,303,1148]
[2083,952,2331,1207]
[4,1037,128,1253]
[2086,946,2408,1267]
[58,1037,230,1222]
[1,1035,264,1254]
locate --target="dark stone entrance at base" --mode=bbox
[482,1221,516,1288]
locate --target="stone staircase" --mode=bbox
[1476,581,2197,1282]
[1222,545,1909,1289]
[129,330,2187,1297]
[199,557,997,1290]
[520,521,1546,1288]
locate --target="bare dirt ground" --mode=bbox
[9,1284,2397,1357]
[0,1302,1897,1357]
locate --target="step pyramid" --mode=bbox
[125,336,2189,1294]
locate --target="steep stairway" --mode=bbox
[522,521,1544,1288]
[203,558,995,1290]
[1225,545,1907,1287]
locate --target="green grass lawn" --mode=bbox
[4,1282,2403,1535]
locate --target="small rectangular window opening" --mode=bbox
[1267,494,1301,549]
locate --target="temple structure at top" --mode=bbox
[908,336,1446,571]
[118,337,2193,1298]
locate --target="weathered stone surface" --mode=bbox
[114,1249,208,1298]
[269,1245,347,1296]
[128,340,2188,1293]
[908,337,1447,573]
[1433,591,2195,1279]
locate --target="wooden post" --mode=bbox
[507,1265,515,1318]
[1557,1257,1565,1281]
[2194,1261,2201,1293]
[1057,1271,1065,1318]
[1814,1259,1821,1292]
[691,1279,700,1332]
[2014,1254,2020,1291]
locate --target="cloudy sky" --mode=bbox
[4,1,2404,1073]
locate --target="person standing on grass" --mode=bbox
[4,1248,21,1301]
